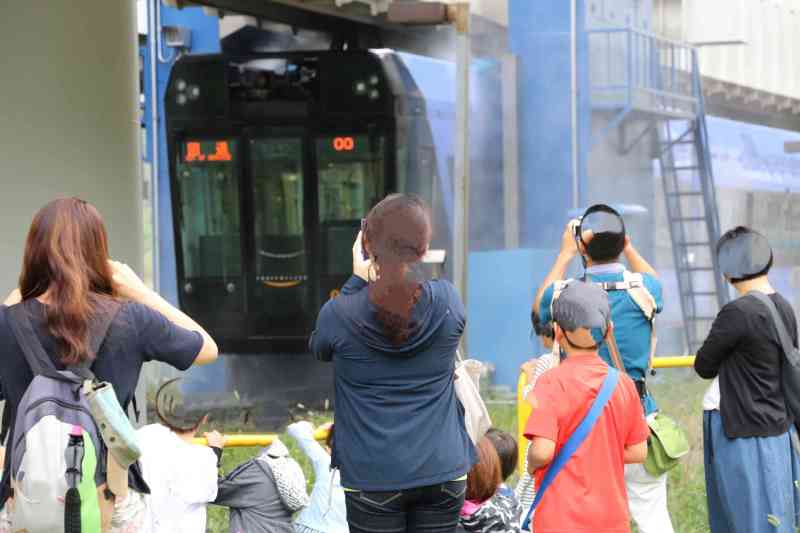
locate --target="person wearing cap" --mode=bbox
[695,227,800,533]
[213,435,310,533]
[524,281,650,533]
[533,206,672,533]
[136,378,226,533]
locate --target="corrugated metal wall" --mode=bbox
[670,0,800,101]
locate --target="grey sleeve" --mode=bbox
[213,461,267,509]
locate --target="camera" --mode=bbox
[573,216,584,239]
[360,218,368,260]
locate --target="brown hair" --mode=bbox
[364,194,432,345]
[19,198,116,365]
[485,428,518,482]
[466,436,503,502]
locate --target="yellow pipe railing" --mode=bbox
[192,427,331,447]
[186,358,696,454]
[516,355,695,473]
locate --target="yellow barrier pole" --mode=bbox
[516,355,696,474]
[652,356,695,369]
[192,427,331,447]
[517,372,532,475]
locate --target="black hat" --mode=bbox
[577,204,626,262]
[717,227,773,282]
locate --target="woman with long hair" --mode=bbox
[311,193,477,533]
[0,198,218,529]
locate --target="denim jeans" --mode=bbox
[345,479,466,533]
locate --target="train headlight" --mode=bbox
[189,85,200,100]
[369,75,379,86]
[176,93,188,106]
[369,89,380,100]
[176,79,187,91]
[354,81,367,95]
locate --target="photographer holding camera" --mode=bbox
[532,205,673,533]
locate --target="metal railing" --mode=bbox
[588,27,699,119]
[192,426,330,448]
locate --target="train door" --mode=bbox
[246,134,312,338]
[174,138,245,339]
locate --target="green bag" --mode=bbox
[644,413,690,477]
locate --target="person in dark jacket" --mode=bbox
[310,194,477,533]
[695,227,800,533]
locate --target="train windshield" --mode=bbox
[176,139,243,309]
[250,137,308,336]
[317,134,385,281]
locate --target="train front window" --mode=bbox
[317,135,385,224]
[176,139,241,280]
[250,138,308,335]
[316,134,385,295]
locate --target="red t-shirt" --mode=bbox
[524,354,650,533]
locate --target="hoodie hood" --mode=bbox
[330,277,452,356]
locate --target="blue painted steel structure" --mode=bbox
[142,4,220,306]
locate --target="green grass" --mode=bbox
[204,377,713,533]
[650,371,710,533]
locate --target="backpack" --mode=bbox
[6,299,121,533]
[551,271,658,371]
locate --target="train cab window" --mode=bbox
[176,139,241,279]
[249,138,309,335]
[316,134,385,299]
[175,139,243,316]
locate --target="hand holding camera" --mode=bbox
[352,230,372,282]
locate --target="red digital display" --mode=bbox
[184,141,233,162]
[332,136,355,152]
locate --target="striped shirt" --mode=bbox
[516,351,559,531]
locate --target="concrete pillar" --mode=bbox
[0,1,142,290]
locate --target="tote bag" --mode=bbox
[454,350,492,444]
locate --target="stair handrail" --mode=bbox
[691,49,729,307]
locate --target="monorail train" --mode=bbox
[163,48,502,420]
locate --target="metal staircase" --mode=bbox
[588,28,728,353]
[658,52,728,353]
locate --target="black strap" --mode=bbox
[8,299,122,383]
[748,292,800,368]
[131,394,141,423]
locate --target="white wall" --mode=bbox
[0,1,142,291]
[681,0,800,101]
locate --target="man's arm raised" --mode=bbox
[533,220,580,314]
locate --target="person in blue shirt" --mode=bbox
[287,421,348,533]
[310,194,477,533]
[533,205,673,533]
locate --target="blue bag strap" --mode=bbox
[521,366,620,530]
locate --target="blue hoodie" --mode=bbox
[311,275,477,491]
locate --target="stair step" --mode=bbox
[676,241,711,246]
[682,291,717,297]
[689,316,717,321]
[666,192,703,197]
[672,217,707,222]
[669,165,700,171]
[678,266,714,271]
